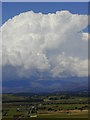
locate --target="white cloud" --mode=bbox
[1,10,88,79]
[51,53,88,78]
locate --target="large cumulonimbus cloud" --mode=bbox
[1,10,88,79]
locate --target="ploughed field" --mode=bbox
[2,92,88,119]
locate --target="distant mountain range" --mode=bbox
[3,77,88,93]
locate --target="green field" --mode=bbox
[2,92,88,119]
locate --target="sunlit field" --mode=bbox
[2,92,88,119]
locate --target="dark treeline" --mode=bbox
[2,98,44,103]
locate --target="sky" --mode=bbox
[1,2,88,93]
[2,2,88,24]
